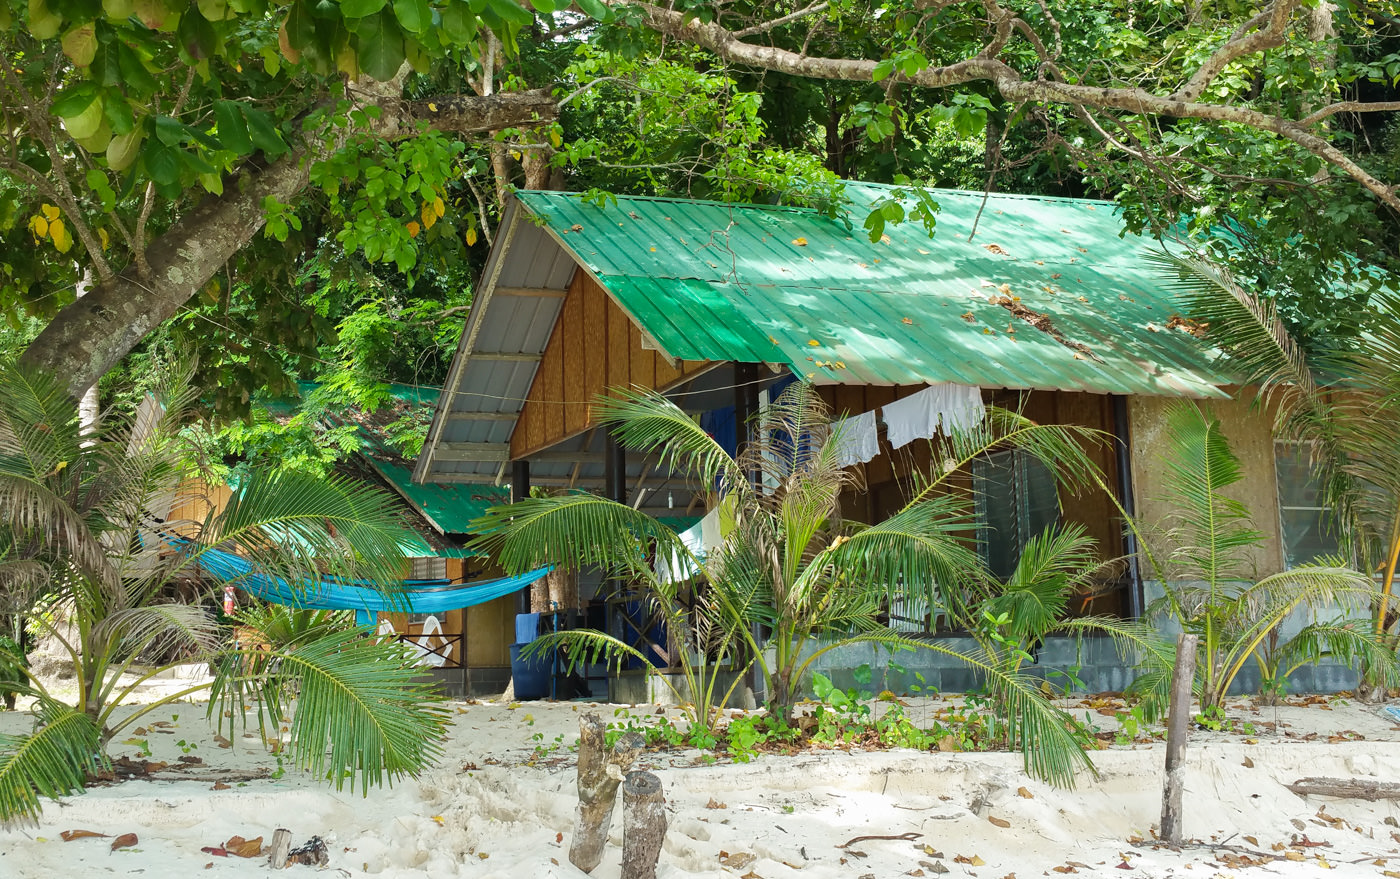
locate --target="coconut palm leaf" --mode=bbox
[198,469,413,593]
[985,524,1100,645]
[223,629,449,794]
[594,387,750,502]
[471,492,692,586]
[0,699,105,827]
[1270,618,1400,686]
[1159,403,1263,584]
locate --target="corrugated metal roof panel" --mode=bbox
[516,184,1233,397]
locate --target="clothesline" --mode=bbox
[830,383,986,468]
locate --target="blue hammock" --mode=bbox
[192,545,548,626]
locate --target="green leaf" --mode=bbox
[103,96,135,135]
[50,84,100,120]
[116,43,159,94]
[339,0,385,18]
[243,106,288,157]
[573,0,610,20]
[144,143,181,185]
[439,2,475,44]
[283,0,316,50]
[356,10,405,81]
[486,0,531,27]
[154,115,185,146]
[391,0,428,33]
[213,100,253,155]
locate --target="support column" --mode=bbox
[1111,395,1144,620]
[511,459,531,615]
[604,434,627,504]
[733,362,759,457]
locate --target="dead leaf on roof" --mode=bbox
[1051,272,1062,279]
[984,243,1009,255]
[996,283,1012,295]
[960,312,976,322]
[902,317,914,325]
[880,234,892,244]
[808,339,821,346]
[918,248,930,254]
[570,224,583,232]
[792,237,808,246]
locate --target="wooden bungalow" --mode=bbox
[413,182,1344,697]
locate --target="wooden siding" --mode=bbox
[512,272,712,459]
[821,385,1124,578]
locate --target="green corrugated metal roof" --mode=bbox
[514,183,1234,397]
[358,446,509,535]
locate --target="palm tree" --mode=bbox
[1131,402,1394,710]
[474,382,1126,786]
[0,362,449,826]
[1157,251,1400,698]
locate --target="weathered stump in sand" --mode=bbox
[1286,777,1400,801]
[267,829,292,869]
[570,713,645,873]
[1160,633,1198,845]
[621,770,666,879]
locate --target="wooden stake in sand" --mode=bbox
[267,829,292,869]
[570,713,645,873]
[1160,632,1199,845]
[621,770,667,879]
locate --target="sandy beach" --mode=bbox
[4,673,1400,879]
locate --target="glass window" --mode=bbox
[1275,442,1341,568]
[974,450,1061,580]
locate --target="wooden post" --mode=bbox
[621,770,667,879]
[1160,632,1199,845]
[570,713,645,873]
[267,828,292,870]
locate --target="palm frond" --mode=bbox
[470,493,691,586]
[0,698,105,827]
[988,524,1099,644]
[242,629,449,793]
[594,387,749,502]
[197,469,415,594]
[1159,403,1263,583]
[1271,618,1400,685]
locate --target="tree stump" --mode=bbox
[621,770,667,879]
[1160,633,1198,845]
[569,714,645,873]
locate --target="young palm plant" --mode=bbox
[0,363,449,826]
[1133,402,1394,711]
[474,382,1117,786]
[1156,251,1400,698]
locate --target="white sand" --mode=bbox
[4,681,1400,878]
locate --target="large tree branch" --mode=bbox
[610,0,1399,213]
[1169,0,1299,102]
[19,88,558,397]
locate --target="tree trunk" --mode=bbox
[1160,632,1199,845]
[621,770,667,879]
[267,828,292,869]
[570,713,646,873]
[19,88,556,398]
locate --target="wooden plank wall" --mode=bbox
[819,386,1123,557]
[512,272,713,460]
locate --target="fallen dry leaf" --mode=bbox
[213,735,232,748]
[1244,835,1258,846]
[225,835,263,858]
[1242,756,1254,768]
[1017,787,1033,799]
[989,816,1010,828]
[954,854,985,866]
[556,832,563,843]
[1051,867,1077,874]
[60,829,108,842]
[212,782,230,791]
[111,833,138,851]
[705,798,727,809]
[741,872,763,879]
[201,846,228,857]
[721,851,757,870]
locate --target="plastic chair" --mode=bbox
[415,614,451,667]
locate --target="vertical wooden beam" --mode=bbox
[1111,394,1144,620]
[605,434,627,504]
[512,459,531,615]
[1160,632,1199,845]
